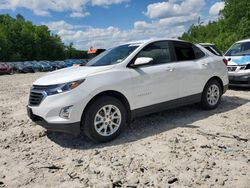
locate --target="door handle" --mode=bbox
[202,63,208,66]
[165,67,174,72]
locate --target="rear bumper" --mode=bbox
[27,106,81,136]
[229,74,250,87]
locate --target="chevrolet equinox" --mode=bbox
[27,39,229,142]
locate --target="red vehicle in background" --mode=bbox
[87,47,106,60]
[0,63,13,75]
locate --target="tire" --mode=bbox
[201,79,222,110]
[9,69,14,75]
[82,96,127,143]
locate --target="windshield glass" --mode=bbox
[225,42,250,56]
[86,44,140,66]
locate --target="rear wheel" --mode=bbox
[82,96,127,142]
[201,79,222,110]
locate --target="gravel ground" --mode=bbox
[0,73,250,188]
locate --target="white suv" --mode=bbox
[27,39,229,142]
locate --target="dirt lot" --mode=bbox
[0,73,249,188]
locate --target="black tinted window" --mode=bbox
[193,45,206,59]
[204,46,222,56]
[173,42,195,61]
[136,41,172,64]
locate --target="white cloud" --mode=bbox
[145,0,205,19]
[45,19,187,50]
[0,0,128,17]
[45,20,89,31]
[91,0,129,6]
[209,2,225,15]
[70,12,90,18]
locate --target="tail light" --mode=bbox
[223,58,228,66]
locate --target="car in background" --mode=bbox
[30,61,42,72]
[0,63,13,75]
[64,59,76,67]
[224,39,250,87]
[11,62,30,73]
[39,62,54,72]
[199,43,222,56]
[73,59,87,67]
[50,61,65,70]
[87,48,106,59]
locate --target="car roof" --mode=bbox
[235,38,250,43]
[122,38,185,45]
[199,43,215,46]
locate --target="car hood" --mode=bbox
[225,55,250,66]
[33,65,115,85]
[0,64,6,68]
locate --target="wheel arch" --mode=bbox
[204,76,223,92]
[81,90,132,126]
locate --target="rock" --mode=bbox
[175,137,179,143]
[68,172,80,180]
[93,150,100,155]
[112,180,122,187]
[168,177,178,184]
[0,181,4,187]
[38,131,47,138]
[40,165,63,170]
[200,145,211,149]
[205,175,210,179]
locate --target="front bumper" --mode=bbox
[27,106,80,136]
[229,73,250,87]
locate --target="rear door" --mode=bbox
[172,41,208,97]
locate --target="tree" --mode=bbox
[0,14,87,61]
[179,0,250,52]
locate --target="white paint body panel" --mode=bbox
[28,39,229,125]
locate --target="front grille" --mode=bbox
[29,85,48,106]
[227,66,237,72]
[230,80,249,85]
[33,85,48,90]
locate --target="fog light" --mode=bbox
[59,106,73,119]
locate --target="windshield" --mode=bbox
[86,44,140,66]
[225,42,250,56]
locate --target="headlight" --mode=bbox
[46,79,85,96]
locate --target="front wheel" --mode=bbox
[201,79,222,110]
[82,96,127,143]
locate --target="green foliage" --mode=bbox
[0,14,87,61]
[179,0,250,52]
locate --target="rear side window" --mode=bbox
[136,41,173,64]
[204,46,222,56]
[173,41,205,61]
[193,45,206,59]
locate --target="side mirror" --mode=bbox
[131,57,153,67]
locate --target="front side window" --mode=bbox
[86,44,140,66]
[225,42,250,56]
[136,41,172,64]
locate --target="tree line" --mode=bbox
[180,0,250,52]
[0,14,88,62]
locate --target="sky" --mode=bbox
[0,0,225,50]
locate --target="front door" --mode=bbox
[129,41,179,109]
